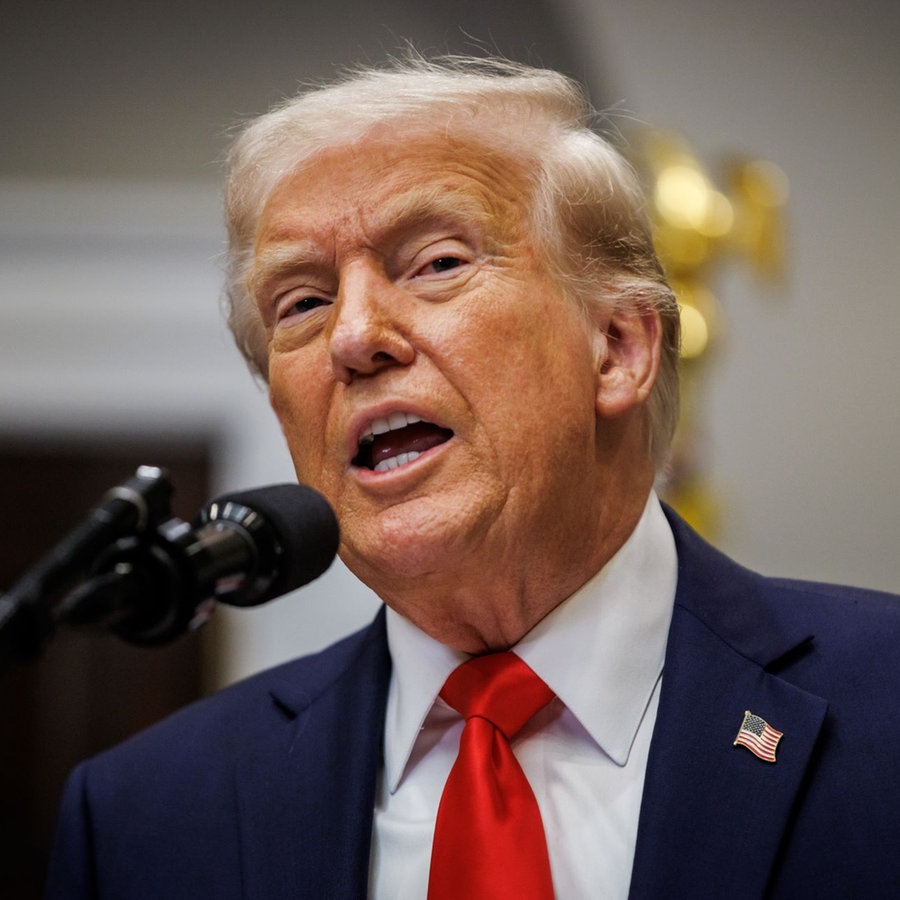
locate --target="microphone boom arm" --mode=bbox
[0,466,173,673]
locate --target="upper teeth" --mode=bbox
[360,412,422,444]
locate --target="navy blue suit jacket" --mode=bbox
[46,511,900,898]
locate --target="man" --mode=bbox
[47,57,900,898]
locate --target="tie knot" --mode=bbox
[440,652,554,740]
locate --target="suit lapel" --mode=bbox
[628,514,828,899]
[234,610,390,900]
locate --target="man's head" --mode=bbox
[223,57,681,649]
[225,57,679,466]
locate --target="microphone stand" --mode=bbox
[0,466,173,675]
[53,517,223,648]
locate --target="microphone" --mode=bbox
[195,483,340,608]
[56,483,340,646]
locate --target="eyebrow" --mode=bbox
[248,241,324,300]
[377,185,494,234]
[249,183,507,298]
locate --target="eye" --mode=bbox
[428,256,463,273]
[415,253,471,280]
[277,294,331,323]
[290,296,329,314]
[403,236,476,288]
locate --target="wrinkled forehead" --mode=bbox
[254,127,540,251]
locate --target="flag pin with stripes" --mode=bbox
[733,710,783,762]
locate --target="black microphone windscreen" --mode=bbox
[207,483,339,606]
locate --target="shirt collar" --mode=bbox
[382,492,677,791]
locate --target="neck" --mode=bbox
[375,482,654,654]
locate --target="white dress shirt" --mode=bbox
[368,493,677,899]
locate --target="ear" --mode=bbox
[591,306,662,420]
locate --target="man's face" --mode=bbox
[251,132,609,605]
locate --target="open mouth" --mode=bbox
[353,412,454,473]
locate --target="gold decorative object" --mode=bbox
[629,129,789,537]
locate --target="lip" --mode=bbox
[346,403,449,458]
[345,402,454,481]
[350,433,454,487]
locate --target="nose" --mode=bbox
[327,261,415,384]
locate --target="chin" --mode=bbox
[344,535,449,584]
[343,515,484,590]
[339,481,506,584]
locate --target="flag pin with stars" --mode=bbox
[734,710,783,762]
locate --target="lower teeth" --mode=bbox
[373,450,421,473]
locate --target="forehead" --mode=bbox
[255,131,535,251]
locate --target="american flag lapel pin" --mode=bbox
[734,710,783,762]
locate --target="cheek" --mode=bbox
[268,361,330,480]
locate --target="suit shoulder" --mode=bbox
[667,504,900,628]
[666,506,900,684]
[765,573,900,617]
[82,609,388,779]
[762,576,900,683]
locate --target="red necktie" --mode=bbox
[427,652,556,900]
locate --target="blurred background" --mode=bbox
[1,0,898,895]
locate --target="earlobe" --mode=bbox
[594,308,662,419]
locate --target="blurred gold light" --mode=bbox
[679,302,710,359]
[726,158,790,280]
[629,127,789,540]
[703,190,734,238]
[738,160,790,207]
[655,165,711,229]
[672,279,718,360]
[654,226,712,269]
